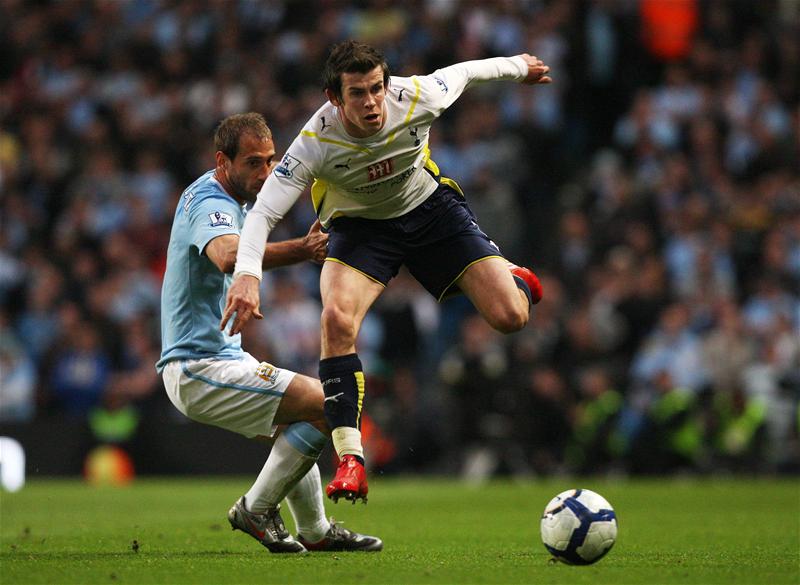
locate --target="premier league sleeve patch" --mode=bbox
[208,211,235,228]
[274,153,301,179]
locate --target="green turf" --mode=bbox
[1,477,798,584]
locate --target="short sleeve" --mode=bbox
[187,195,241,256]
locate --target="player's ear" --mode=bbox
[215,151,231,169]
[325,88,342,107]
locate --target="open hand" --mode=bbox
[220,274,263,335]
[518,53,552,85]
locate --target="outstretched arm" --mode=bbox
[205,220,328,274]
[422,54,552,114]
[262,219,328,269]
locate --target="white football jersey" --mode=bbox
[236,56,528,279]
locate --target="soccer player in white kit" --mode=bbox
[222,42,551,504]
[158,113,381,552]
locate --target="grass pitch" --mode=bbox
[1,476,798,584]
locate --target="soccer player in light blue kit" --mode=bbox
[157,113,381,553]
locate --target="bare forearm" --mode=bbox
[262,238,310,269]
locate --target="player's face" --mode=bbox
[333,66,387,138]
[224,134,275,203]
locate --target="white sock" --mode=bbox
[331,427,364,460]
[285,464,330,542]
[244,432,317,514]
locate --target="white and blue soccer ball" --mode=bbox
[540,488,617,565]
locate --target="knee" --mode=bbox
[308,418,329,435]
[321,304,358,346]
[301,387,325,421]
[486,305,529,334]
[278,376,328,431]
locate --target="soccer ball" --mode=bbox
[540,489,617,565]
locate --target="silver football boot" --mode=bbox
[227,496,307,553]
[298,520,383,552]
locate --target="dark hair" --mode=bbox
[323,40,390,100]
[214,113,272,160]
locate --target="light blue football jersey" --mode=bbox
[156,170,249,372]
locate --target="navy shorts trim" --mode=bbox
[326,183,503,300]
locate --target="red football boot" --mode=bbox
[326,455,368,504]
[508,262,543,305]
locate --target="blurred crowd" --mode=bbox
[1,0,798,476]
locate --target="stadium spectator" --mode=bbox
[0,312,36,422]
[48,321,111,417]
[565,365,624,474]
[518,365,572,475]
[438,314,523,480]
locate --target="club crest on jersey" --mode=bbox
[256,362,279,383]
[274,153,300,178]
[208,211,234,228]
[367,158,393,181]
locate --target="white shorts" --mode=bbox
[161,354,296,439]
